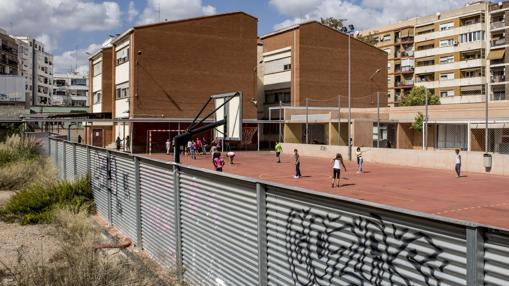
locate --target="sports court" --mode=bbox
[147,151,509,230]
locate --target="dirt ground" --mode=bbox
[147,151,509,230]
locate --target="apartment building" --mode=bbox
[362,19,417,106]
[488,1,509,101]
[88,40,114,147]
[0,28,18,76]
[413,2,489,105]
[52,73,88,107]
[89,12,257,152]
[258,21,388,145]
[14,36,53,106]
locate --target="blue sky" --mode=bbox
[0,0,469,73]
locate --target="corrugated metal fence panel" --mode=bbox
[110,153,137,242]
[75,145,88,178]
[49,139,56,164]
[90,148,109,221]
[56,140,65,180]
[180,170,259,286]
[140,160,176,268]
[65,143,74,180]
[484,232,509,286]
[265,192,468,286]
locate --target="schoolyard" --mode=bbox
[147,151,509,230]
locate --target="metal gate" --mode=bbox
[75,145,88,178]
[179,170,259,286]
[140,159,176,267]
[56,140,65,179]
[265,191,467,286]
[110,152,137,242]
[484,232,509,285]
[65,142,74,180]
[90,148,110,220]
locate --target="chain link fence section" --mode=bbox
[470,123,509,154]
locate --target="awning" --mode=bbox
[487,49,505,60]
[400,29,410,37]
[460,85,482,92]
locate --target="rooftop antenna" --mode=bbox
[157,2,161,22]
[74,45,78,73]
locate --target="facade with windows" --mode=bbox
[413,1,488,105]
[488,1,509,102]
[14,36,53,106]
[52,73,88,107]
[361,18,417,106]
[0,28,18,76]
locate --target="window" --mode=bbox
[264,89,290,104]
[440,90,455,97]
[115,46,129,65]
[71,78,86,86]
[382,34,391,42]
[283,64,291,71]
[55,79,66,87]
[383,48,391,54]
[440,72,454,80]
[460,31,484,43]
[93,62,102,76]
[264,57,291,75]
[115,83,129,99]
[93,91,101,104]
[440,55,454,64]
[440,22,454,31]
[439,39,455,47]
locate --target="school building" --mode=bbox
[88,12,258,152]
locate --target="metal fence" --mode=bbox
[48,137,509,286]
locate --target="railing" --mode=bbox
[491,74,506,83]
[491,38,506,47]
[48,137,509,286]
[491,21,506,30]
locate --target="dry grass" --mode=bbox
[0,135,56,191]
[0,209,169,286]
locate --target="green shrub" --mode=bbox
[1,176,93,225]
[0,135,41,167]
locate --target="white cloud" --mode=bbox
[128,1,139,22]
[270,0,466,31]
[0,0,121,52]
[53,43,102,74]
[138,0,217,25]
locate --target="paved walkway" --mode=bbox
[147,151,509,230]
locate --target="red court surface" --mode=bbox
[146,151,509,230]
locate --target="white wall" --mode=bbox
[115,62,129,85]
[115,98,129,118]
[281,143,509,176]
[92,103,102,113]
[92,75,101,93]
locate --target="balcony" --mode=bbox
[491,73,506,84]
[415,59,483,74]
[491,38,506,48]
[415,23,483,42]
[395,80,414,87]
[415,41,483,58]
[401,66,414,73]
[395,51,414,58]
[491,21,506,30]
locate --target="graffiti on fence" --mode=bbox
[285,208,449,286]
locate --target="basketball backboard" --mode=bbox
[213,92,242,141]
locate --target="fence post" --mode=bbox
[48,136,51,157]
[73,143,77,177]
[86,145,91,176]
[173,165,183,283]
[256,182,268,285]
[466,227,484,285]
[106,150,113,225]
[134,156,142,247]
[63,141,67,181]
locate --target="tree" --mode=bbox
[320,17,344,31]
[410,112,424,131]
[400,86,440,106]
[356,32,378,46]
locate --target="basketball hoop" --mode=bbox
[242,127,257,145]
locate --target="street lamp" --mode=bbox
[369,68,382,148]
[341,23,355,160]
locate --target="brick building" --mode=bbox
[258,21,388,145]
[88,12,257,151]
